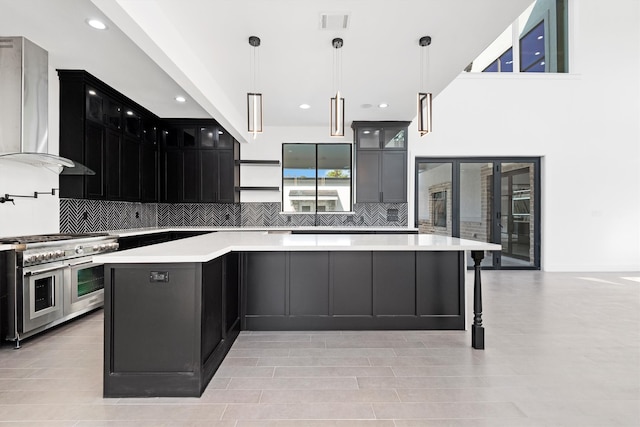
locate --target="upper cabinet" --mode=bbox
[352,121,410,203]
[58,70,157,202]
[58,70,239,205]
[161,119,240,204]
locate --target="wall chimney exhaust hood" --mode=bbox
[0,37,93,175]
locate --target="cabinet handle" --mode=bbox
[380,191,383,201]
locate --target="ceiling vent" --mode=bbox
[320,13,350,30]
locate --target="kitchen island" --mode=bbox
[95,231,499,397]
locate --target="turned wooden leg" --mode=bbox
[471,250,485,350]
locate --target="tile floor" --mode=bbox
[0,271,638,426]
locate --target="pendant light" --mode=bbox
[418,35,432,136]
[247,36,263,139]
[330,37,345,137]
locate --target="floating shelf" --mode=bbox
[237,160,280,165]
[236,186,280,192]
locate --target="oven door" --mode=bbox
[63,258,105,316]
[21,263,65,333]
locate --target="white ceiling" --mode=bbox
[1,0,533,143]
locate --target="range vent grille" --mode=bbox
[320,13,350,30]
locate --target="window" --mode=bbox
[520,21,545,72]
[282,143,352,213]
[483,48,513,72]
[468,0,568,73]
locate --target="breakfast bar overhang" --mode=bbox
[96,232,500,397]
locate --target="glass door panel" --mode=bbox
[417,162,452,236]
[500,162,535,267]
[460,162,495,267]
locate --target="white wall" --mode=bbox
[0,66,61,238]
[407,0,640,271]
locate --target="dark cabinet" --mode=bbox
[161,120,239,204]
[105,129,122,200]
[121,136,140,201]
[59,70,159,202]
[352,121,409,203]
[59,71,237,204]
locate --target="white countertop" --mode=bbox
[94,231,501,264]
[109,226,419,238]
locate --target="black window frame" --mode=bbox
[281,143,353,214]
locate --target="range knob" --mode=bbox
[57,250,65,258]
[44,252,53,260]
[36,253,45,262]
[75,246,84,255]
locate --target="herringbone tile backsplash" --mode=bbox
[60,199,407,233]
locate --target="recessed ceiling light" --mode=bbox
[218,130,224,135]
[537,35,543,40]
[86,19,108,30]
[299,104,311,109]
[361,103,373,109]
[126,111,134,116]
[175,96,186,103]
[378,103,389,108]
[88,90,96,96]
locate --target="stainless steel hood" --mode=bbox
[0,36,92,175]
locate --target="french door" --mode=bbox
[415,157,540,269]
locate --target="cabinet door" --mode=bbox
[140,144,158,202]
[373,252,415,315]
[381,151,406,202]
[84,121,105,199]
[85,87,105,124]
[105,129,122,200]
[331,252,372,315]
[217,150,236,203]
[200,150,219,202]
[289,252,329,315]
[356,151,381,202]
[164,150,182,202]
[356,126,381,149]
[182,150,199,202]
[245,252,286,316]
[121,136,140,201]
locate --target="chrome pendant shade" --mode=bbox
[330,37,345,137]
[247,36,263,139]
[418,35,433,136]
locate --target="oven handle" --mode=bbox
[24,265,64,276]
[66,259,95,267]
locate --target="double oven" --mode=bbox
[1,233,118,347]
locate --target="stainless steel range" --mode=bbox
[0,233,118,347]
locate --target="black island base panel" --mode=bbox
[242,250,465,331]
[103,253,240,398]
[103,248,487,397]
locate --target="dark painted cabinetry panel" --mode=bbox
[59,70,158,201]
[352,121,409,203]
[104,255,239,397]
[244,252,286,316]
[331,251,372,315]
[243,249,464,330]
[59,70,237,204]
[373,251,416,315]
[416,251,463,316]
[111,264,198,373]
[289,252,329,315]
[161,120,240,204]
[201,258,223,363]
